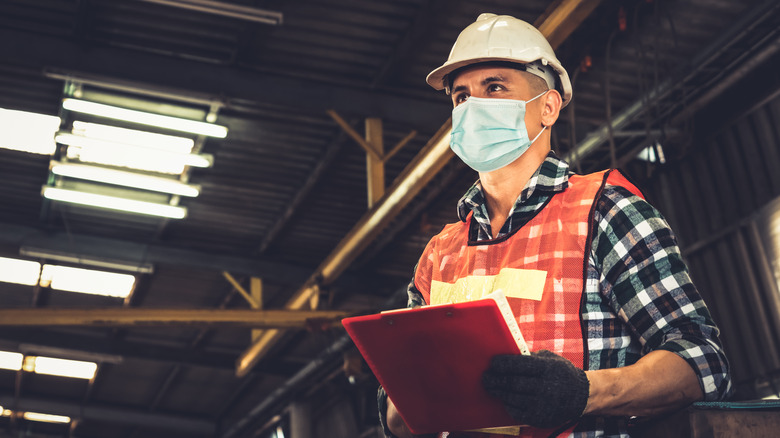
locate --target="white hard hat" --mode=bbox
[426,13,573,107]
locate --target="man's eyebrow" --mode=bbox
[451,84,468,95]
[452,75,508,94]
[481,75,506,85]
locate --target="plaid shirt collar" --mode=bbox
[457,152,571,224]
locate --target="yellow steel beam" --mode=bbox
[383,130,417,163]
[326,110,382,159]
[251,277,263,341]
[250,277,263,309]
[0,308,348,329]
[365,117,385,207]
[534,0,604,50]
[235,2,603,377]
[222,271,260,308]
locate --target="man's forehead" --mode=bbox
[451,65,523,86]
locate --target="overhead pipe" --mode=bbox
[564,0,780,164]
[221,335,354,438]
[670,30,780,125]
[137,0,283,25]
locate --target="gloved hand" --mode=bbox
[482,350,589,429]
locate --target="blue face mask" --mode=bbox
[450,92,547,173]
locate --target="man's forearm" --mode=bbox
[584,350,703,417]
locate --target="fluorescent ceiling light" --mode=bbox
[0,256,41,286]
[0,108,61,155]
[0,351,23,371]
[57,133,212,174]
[42,186,188,219]
[72,121,195,153]
[26,356,97,380]
[636,142,666,164]
[39,264,135,298]
[50,161,200,197]
[62,98,227,138]
[23,411,72,424]
[139,0,283,25]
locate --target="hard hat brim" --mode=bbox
[426,57,572,107]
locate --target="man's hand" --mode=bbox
[482,350,589,429]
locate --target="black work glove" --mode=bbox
[482,350,589,429]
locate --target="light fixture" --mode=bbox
[39,264,136,298]
[50,161,200,197]
[636,142,666,164]
[0,256,41,286]
[20,247,154,274]
[0,351,23,371]
[42,186,188,219]
[0,108,61,155]
[22,412,71,424]
[72,121,195,153]
[26,356,97,380]
[57,133,213,173]
[62,98,227,138]
[138,0,283,25]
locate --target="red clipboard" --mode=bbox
[342,295,525,434]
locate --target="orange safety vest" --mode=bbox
[413,170,643,438]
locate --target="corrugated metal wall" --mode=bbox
[646,93,780,399]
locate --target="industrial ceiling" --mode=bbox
[1,0,779,437]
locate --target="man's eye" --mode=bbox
[455,94,469,104]
[487,84,504,92]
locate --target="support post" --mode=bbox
[365,118,385,207]
[251,277,263,341]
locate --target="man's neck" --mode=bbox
[479,144,549,233]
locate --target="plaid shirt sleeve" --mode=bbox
[593,185,732,400]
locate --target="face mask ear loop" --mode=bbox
[529,125,547,145]
[526,90,549,147]
[526,90,548,104]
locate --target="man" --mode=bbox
[378,13,731,438]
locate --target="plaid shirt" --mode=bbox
[383,153,731,438]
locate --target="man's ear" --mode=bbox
[540,90,563,127]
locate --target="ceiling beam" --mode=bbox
[0,394,214,435]
[0,28,450,130]
[233,1,605,378]
[534,0,604,48]
[0,328,299,375]
[0,223,312,285]
[0,308,348,329]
